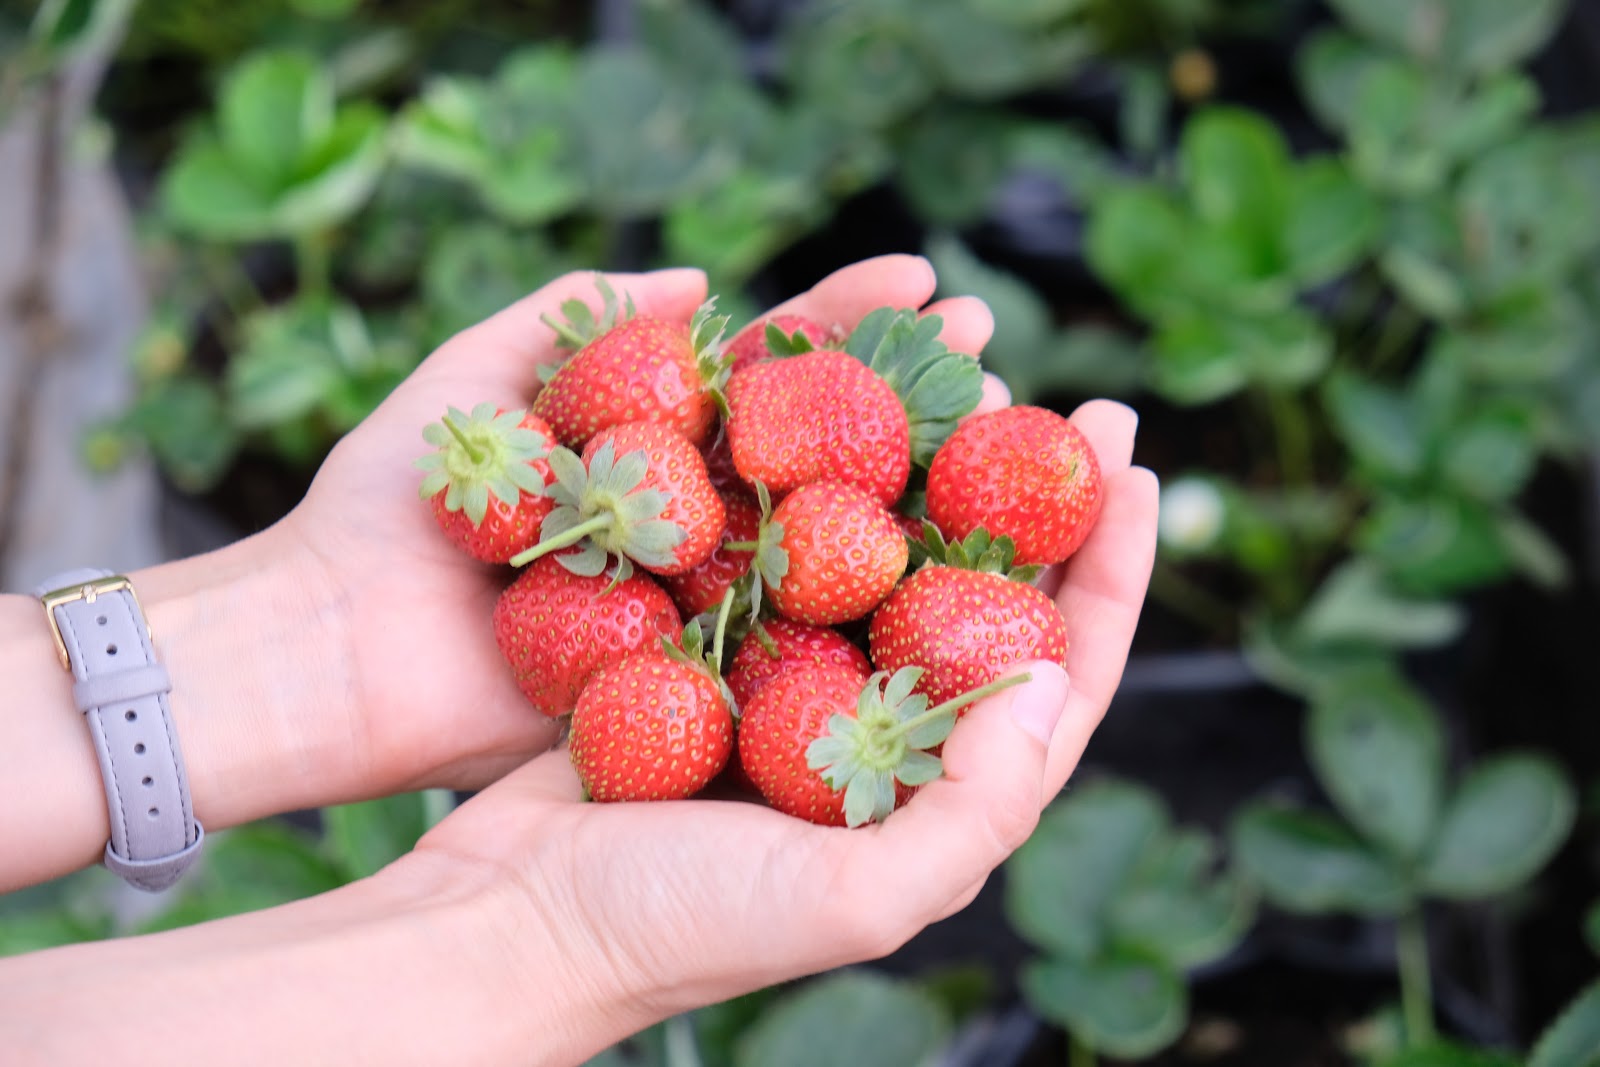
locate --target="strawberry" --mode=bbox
[725,308,983,508]
[533,277,730,448]
[415,403,555,564]
[569,652,733,802]
[493,553,681,717]
[869,527,1068,710]
[510,421,726,580]
[926,405,1105,567]
[661,492,760,618]
[739,663,1028,827]
[725,618,871,711]
[764,481,908,626]
[725,314,837,377]
[700,431,746,496]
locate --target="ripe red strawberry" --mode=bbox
[661,492,760,617]
[927,405,1105,566]
[725,314,837,377]
[700,432,746,496]
[870,529,1068,710]
[739,663,1028,827]
[511,420,726,580]
[415,404,555,563]
[493,554,681,717]
[766,481,908,626]
[533,278,730,448]
[724,308,983,508]
[726,618,870,711]
[569,652,733,801]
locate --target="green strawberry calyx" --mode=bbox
[540,275,636,354]
[506,439,684,582]
[415,403,551,527]
[721,479,789,625]
[844,308,983,468]
[807,666,1032,828]
[666,585,741,715]
[908,523,1043,583]
[763,320,823,359]
[691,297,735,414]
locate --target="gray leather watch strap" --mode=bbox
[35,568,204,892]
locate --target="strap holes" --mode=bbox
[141,776,153,787]
[133,743,146,754]
[106,644,117,656]
[125,709,137,722]
[147,807,160,819]
[96,615,107,626]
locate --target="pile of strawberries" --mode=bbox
[415,279,1104,827]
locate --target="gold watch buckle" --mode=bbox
[39,575,148,671]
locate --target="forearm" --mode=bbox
[0,531,355,891]
[0,858,609,1067]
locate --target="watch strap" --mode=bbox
[35,568,204,892]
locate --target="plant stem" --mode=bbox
[1263,387,1314,490]
[441,415,485,463]
[1397,906,1435,1047]
[1069,1032,1096,1067]
[723,540,759,552]
[508,514,613,567]
[710,585,736,672]
[882,672,1032,742]
[662,1014,704,1067]
[294,229,333,300]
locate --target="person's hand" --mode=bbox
[391,372,1157,1060]
[272,255,1031,806]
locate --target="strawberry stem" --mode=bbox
[883,672,1033,742]
[540,312,590,351]
[508,514,614,567]
[441,415,485,465]
[723,540,759,552]
[710,585,736,672]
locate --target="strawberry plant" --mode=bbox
[1004,777,1255,1063]
[1231,666,1577,1045]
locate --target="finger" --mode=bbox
[1067,399,1139,474]
[1046,465,1159,796]
[759,254,938,334]
[919,295,993,358]
[972,373,1012,419]
[834,662,1072,931]
[415,267,710,389]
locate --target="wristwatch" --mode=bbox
[35,569,204,892]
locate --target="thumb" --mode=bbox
[841,661,1072,922]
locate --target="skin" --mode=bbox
[0,255,1159,1066]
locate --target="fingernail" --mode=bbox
[1008,660,1070,745]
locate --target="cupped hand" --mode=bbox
[398,276,1159,1058]
[274,256,1011,800]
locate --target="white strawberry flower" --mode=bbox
[1159,477,1226,552]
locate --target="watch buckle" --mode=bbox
[39,575,148,671]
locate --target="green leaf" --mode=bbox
[322,791,452,880]
[1324,373,1426,483]
[1295,559,1466,651]
[219,51,332,187]
[734,971,950,1067]
[1307,669,1445,859]
[1153,307,1330,405]
[1327,0,1566,74]
[1179,108,1291,256]
[270,104,387,233]
[159,136,279,240]
[926,233,1051,402]
[1021,950,1187,1059]
[1379,1041,1523,1067]
[122,376,240,493]
[1004,780,1168,958]
[1586,899,1600,958]
[1106,862,1254,971]
[897,108,1013,225]
[1381,246,1468,322]
[1283,157,1377,285]
[1439,403,1538,502]
[1297,29,1383,133]
[1420,754,1576,899]
[1231,803,1411,915]
[1085,183,1188,313]
[423,225,574,340]
[1529,978,1600,1067]
[1357,494,1512,597]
